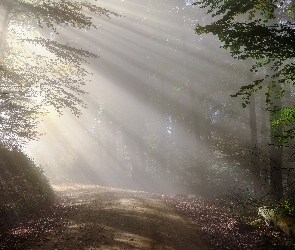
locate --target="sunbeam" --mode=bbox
[23,0,247,197]
[1,1,295,249]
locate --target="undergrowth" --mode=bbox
[0,147,55,229]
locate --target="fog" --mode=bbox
[25,0,257,196]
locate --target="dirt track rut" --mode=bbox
[19,184,212,250]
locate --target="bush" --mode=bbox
[0,147,55,228]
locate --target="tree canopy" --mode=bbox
[0,0,118,148]
[194,0,295,146]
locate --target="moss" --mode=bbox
[259,206,295,238]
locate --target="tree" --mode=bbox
[194,0,295,199]
[194,0,295,146]
[0,0,118,148]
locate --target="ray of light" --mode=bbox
[24,0,250,195]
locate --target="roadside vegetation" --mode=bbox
[0,148,55,229]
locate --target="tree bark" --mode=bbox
[249,93,262,196]
[269,80,283,200]
[0,2,12,62]
[259,91,270,191]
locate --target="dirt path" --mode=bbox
[19,183,212,250]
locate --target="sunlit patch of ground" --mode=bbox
[2,182,295,249]
[16,182,211,250]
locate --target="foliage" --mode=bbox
[0,0,119,148]
[0,0,119,229]
[229,189,295,229]
[277,198,295,216]
[270,107,295,145]
[194,0,295,146]
[0,147,55,228]
[227,190,262,221]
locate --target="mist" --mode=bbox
[2,1,295,249]
[23,0,260,197]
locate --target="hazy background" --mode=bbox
[24,0,257,196]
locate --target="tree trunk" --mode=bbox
[0,2,12,62]
[249,93,262,196]
[259,92,270,191]
[269,80,283,200]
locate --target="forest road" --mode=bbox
[20,183,212,250]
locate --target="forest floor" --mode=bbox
[1,183,295,249]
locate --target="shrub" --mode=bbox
[0,147,55,228]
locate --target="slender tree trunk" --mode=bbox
[269,130,283,200]
[283,82,294,196]
[268,79,283,200]
[249,93,262,196]
[0,3,12,62]
[260,92,269,191]
[264,0,295,200]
